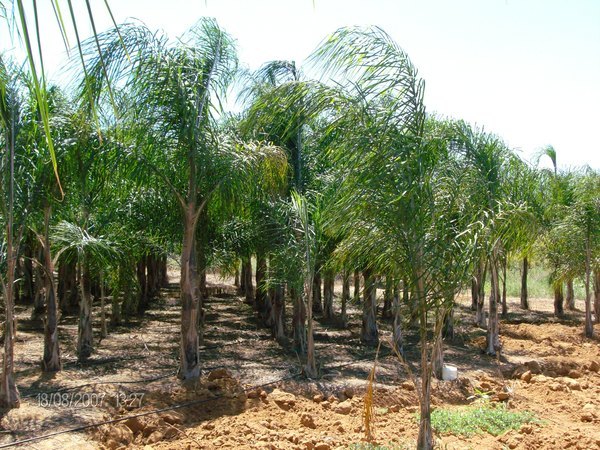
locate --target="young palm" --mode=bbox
[310,26,477,449]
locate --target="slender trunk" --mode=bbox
[100,271,107,339]
[476,259,487,328]
[31,246,45,320]
[145,254,157,300]
[432,329,444,380]
[234,267,240,288]
[238,259,245,293]
[21,240,34,304]
[42,205,61,372]
[415,258,432,450]
[179,206,201,380]
[0,254,19,408]
[501,257,507,317]
[553,282,564,318]
[1,131,20,408]
[111,278,122,327]
[486,254,501,356]
[312,272,322,314]
[13,258,21,306]
[160,255,169,288]
[361,269,379,345]
[417,371,433,450]
[520,256,529,309]
[291,286,306,354]
[392,282,403,354]
[270,284,285,340]
[566,279,575,311]
[136,258,148,313]
[121,264,138,319]
[382,276,393,319]
[594,270,600,324]
[243,257,253,306]
[471,275,478,311]
[444,299,455,341]
[304,273,317,378]
[341,271,350,327]
[77,259,94,361]
[584,231,593,338]
[323,272,334,319]
[255,253,268,312]
[353,269,360,303]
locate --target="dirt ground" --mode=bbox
[1,272,599,449]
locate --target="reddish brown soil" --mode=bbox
[1,273,599,449]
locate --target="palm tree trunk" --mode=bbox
[77,259,94,361]
[111,281,122,326]
[432,328,444,380]
[159,255,169,288]
[444,299,455,341]
[392,282,403,354]
[341,271,350,327]
[476,260,487,328]
[353,269,360,303]
[312,273,322,314]
[382,276,393,319]
[234,266,240,288]
[501,257,507,317]
[270,284,285,340]
[361,269,379,345]
[566,279,575,310]
[415,259,432,450]
[554,283,564,318]
[304,273,317,378]
[471,275,478,311]
[243,257,254,305]
[520,256,529,309]
[594,270,600,324]
[238,259,245,293]
[179,205,201,380]
[291,286,306,353]
[136,258,148,312]
[584,231,593,338]
[21,239,34,305]
[0,138,20,407]
[255,253,268,312]
[42,205,61,372]
[486,254,501,356]
[100,271,108,338]
[31,248,45,320]
[323,272,334,319]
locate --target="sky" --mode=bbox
[2,0,599,170]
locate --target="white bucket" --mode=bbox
[442,364,458,381]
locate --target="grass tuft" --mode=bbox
[348,443,410,450]
[429,404,537,437]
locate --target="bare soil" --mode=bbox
[1,273,599,449]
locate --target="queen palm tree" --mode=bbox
[83,19,285,379]
[310,26,479,449]
[0,54,23,408]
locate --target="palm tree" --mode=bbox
[83,19,285,379]
[311,26,477,449]
[18,83,68,372]
[448,121,533,355]
[52,221,117,360]
[0,54,22,408]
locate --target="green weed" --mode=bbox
[429,404,537,437]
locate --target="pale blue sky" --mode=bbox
[2,0,599,169]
